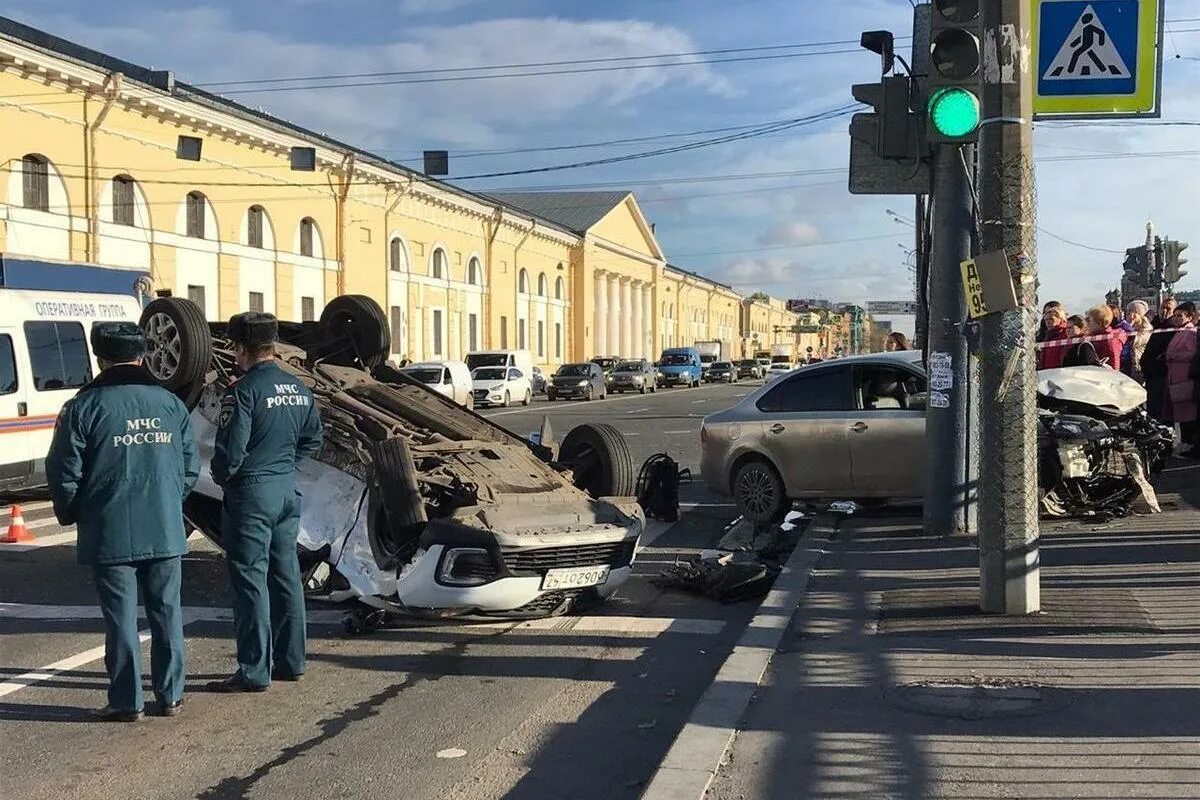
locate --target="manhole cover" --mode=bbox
[885,677,1070,720]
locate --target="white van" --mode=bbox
[466,349,534,378]
[0,287,143,492]
[397,360,474,408]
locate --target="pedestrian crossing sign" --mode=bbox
[1033,0,1162,118]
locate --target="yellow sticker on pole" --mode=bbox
[962,259,988,319]
[961,251,1019,319]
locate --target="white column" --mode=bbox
[620,278,633,358]
[630,280,644,359]
[641,284,653,358]
[594,271,607,357]
[608,275,621,357]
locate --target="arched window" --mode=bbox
[431,248,447,279]
[21,154,49,211]
[537,273,548,297]
[299,217,316,257]
[467,256,480,285]
[186,191,208,238]
[390,237,408,273]
[112,175,137,226]
[518,268,529,294]
[247,205,266,248]
[555,276,564,300]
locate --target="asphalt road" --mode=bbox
[0,378,765,800]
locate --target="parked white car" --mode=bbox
[472,365,533,408]
[398,360,474,408]
[766,363,794,381]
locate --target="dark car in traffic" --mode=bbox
[736,359,762,379]
[611,359,658,394]
[548,362,607,401]
[591,356,620,390]
[704,361,738,383]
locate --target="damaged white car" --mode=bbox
[138,295,644,628]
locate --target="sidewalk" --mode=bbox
[709,463,1200,799]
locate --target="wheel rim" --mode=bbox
[737,466,777,517]
[144,312,182,381]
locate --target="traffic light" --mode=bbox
[1123,246,1149,285]
[851,76,919,159]
[926,0,983,144]
[1164,239,1189,284]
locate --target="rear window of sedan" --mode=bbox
[616,361,643,372]
[558,364,591,377]
[711,362,732,369]
[756,369,848,413]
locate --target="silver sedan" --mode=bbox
[700,351,927,521]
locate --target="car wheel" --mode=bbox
[558,423,636,498]
[368,437,427,570]
[503,391,511,408]
[639,384,647,395]
[318,295,391,370]
[733,459,789,523]
[139,297,211,410]
[547,390,556,402]
[524,389,532,406]
[584,386,593,402]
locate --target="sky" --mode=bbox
[6,0,1200,336]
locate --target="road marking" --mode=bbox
[628,407,651,414]
[0,530,77,550]
[3,500,53,514]
[735,393,748,398]
[465,615,724,636]
[679,502,738,509]
[663,430,694,435]
[641,513,838,800]
[690,400,708,404]
[26,516,67,531]
[0,636,151,699]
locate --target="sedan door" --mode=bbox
[847,365,927,497]
[752,367,856,498]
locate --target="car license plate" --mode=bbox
[541,565,610,590]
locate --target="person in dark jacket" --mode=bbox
[1152,296,1178,329]
[1062,315,1101,367]
[1141,316,1179,422]
[46,322,199,721]
[208,312,324,693]
[1036,300,1065,343]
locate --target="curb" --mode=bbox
[640,511,842,800]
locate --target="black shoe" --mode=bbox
[155,699,183,717]
[271,670,304,683]
[93,704,143,722]
[205,673,269,693]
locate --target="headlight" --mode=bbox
[577,380,589,387]
[1047,417,1108,440]
[437,547,496,586]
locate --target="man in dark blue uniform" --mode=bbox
[208,312,323,692]
[46,322,199,721]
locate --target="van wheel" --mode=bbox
[318,295,391,370]
[139,298,211,407]
[733,459,788,523]
[559,423,636,498]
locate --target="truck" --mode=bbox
[695,340,722,372]
[770,343,796,365]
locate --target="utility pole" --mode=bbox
[915,194,930,351]
[924,144,973,538]
[1146,221,1160,306]
[976,0,1040,614]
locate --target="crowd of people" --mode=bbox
[1037,295,1199,455]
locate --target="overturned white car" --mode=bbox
[139,295,644,626]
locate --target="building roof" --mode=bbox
[0,15,581,236]
[483,191,631,234]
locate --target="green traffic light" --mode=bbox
[928,87,980,138]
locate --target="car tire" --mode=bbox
[503,391,511,408]
[523,389,532,406]
[558,422,636,499]
[139,297,211,409]
[547,389,556,402]
[639,384,647,395]
[733,459,789,523]
[318,294,391,370]
[584,386,593,402]
[368,437,427,570]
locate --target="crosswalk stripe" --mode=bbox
[0,530,76,550]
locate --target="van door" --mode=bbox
[21,321,94,468]
[0,328,34,487]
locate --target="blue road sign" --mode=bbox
[1032,0,1161,117]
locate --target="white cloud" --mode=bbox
[757,220,821,247]
[397,0,487,13]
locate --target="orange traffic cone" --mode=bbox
[1,504,33,543]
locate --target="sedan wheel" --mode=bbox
[524,389,532,406]
[503,391,511,408]
[733,460,788,523]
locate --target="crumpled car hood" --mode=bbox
[1038,366,1147,416]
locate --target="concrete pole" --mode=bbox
[924,144,973,538]
[977,0,1040,614]
[915,194,929,352]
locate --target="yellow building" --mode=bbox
[0,17,797,370]
[740,296,801,358]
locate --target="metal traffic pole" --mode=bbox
[976,0,1040,614]
[923,144,973,538]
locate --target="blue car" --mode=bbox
[657,347,703,388]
